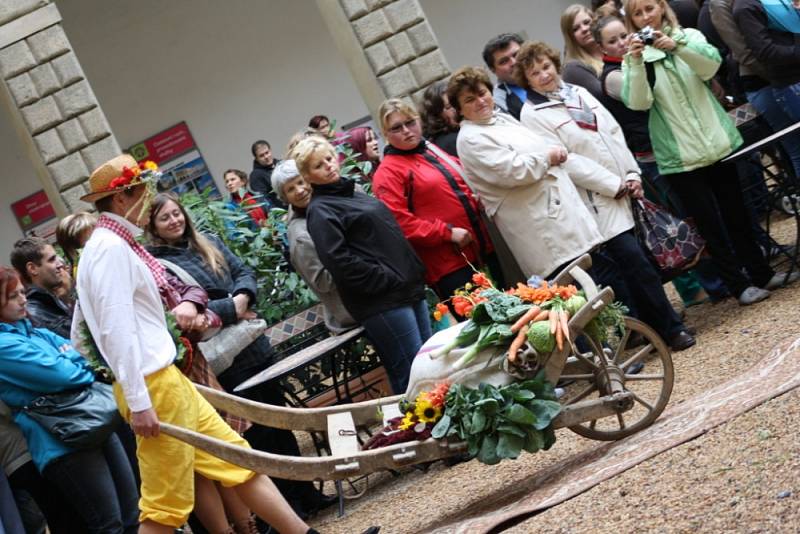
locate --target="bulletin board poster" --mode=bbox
[11,190,58,242]
[128,122,221,199]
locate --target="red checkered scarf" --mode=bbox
[96,214,170,290]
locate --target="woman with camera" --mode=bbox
[621,0,797,305]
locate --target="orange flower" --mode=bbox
[427,381,450,408]
[452,296,471,317]
[433,302,448,322]
[472,272,492,288]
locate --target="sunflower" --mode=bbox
[398,412,417,431]
[414,397,442,423]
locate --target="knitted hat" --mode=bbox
[81,154,159,203]
[270,159,300,204]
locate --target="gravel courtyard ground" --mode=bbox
[309,218,800,534]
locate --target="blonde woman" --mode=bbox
[292,137,430,394]
[561,4,605,99]
[56,211,97,271]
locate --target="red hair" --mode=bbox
[345,127,378,163]
[0,266,21,298]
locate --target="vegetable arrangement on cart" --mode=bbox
[365,273,629,464]
[153,254,675,482]
[434,274,626,373]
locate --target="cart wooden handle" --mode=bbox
[159,392,632,481]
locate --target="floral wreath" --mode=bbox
[104,160,160,192]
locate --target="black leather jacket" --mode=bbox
[25,285,73,339]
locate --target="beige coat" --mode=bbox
[457,112,604,279]
[287,208,358,334]
[520,85,639,241]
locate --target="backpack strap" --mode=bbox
[645,61,656,90]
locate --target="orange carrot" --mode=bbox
[511,305,541,333]
[555,319,564,351]
[550,308,558,335]
[507,324,528,363]
[559,310,571,343]
[533,310,549,322]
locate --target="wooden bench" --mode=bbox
[231,304,393,515]
[234,303,392,445]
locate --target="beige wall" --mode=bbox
[0,0,588,260]
[422,0,578,72]
[0,91,50,261]
[57,0,368,184]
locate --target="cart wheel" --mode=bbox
[561,317,674,441]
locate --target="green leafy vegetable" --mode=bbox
[527,320,556,354]
[563,294,587,316]
[431,370,561,465]
[432,320,481,358]
[452,322,514,369]
[470,289,529,325]
[583,297,629,344]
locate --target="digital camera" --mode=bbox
[636,26,655,45]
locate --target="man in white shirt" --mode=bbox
[73,155,310,534]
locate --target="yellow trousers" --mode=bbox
[114,365,255,527]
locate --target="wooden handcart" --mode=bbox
[159,254,674,486]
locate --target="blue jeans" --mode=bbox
[591,230,685,340]
[746,84,800,178]
[43,434,139,534]
[362,299,432,394]
[773,82,800,122]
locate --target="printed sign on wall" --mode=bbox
[129,122,220,198]
[11,190,58,241]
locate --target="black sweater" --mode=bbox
[734,0,800,88]
[147,234,273,389]
[306,178,426,321]
[249,159,286,209]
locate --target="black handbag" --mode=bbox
[22,382,122,449]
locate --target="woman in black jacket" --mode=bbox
[733,0,800,122]
[291,137,431,394]
[145,193,331,521]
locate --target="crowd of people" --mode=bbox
[1,0,798,532]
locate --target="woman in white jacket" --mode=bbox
[447,66,604,281]
[513,40,694,351]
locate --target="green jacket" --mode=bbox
[621,27,742,175]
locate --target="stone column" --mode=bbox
[317,0,450,119]
[0,0,120,213]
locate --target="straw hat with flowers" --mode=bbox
[81,154,161,203]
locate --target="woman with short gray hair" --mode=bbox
[271,160,357,334]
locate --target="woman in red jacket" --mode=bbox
[372,98,501,299]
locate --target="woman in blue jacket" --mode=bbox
[0,266,138,533]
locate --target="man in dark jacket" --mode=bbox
[10,237,72,339]
[249,140,286,209]
[482,33,526,120]
[669,0,700,28]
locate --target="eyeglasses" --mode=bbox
[387,118,418,134]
